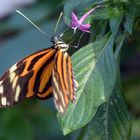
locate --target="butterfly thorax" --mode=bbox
[50,36,69,52]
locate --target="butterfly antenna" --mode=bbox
[53,12,63,35]
[16,10,48,36]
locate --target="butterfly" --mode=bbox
[0,36,78,114]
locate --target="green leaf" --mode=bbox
[92,6,124,20]
[58,32,118,135]
[114,32,127,61]
[77,81,131,140]
[124,5,136,34]
[77,32,131,140]
[109,12,123,34]
[91,20,108,41]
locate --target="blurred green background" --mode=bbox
[0,0,140,140]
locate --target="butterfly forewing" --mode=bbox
[52,50,78,114]
[0,47,56,107]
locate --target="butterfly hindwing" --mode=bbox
[0,47,56,107]
[52,50,78,114]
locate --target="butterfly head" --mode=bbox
[50,36,69,52]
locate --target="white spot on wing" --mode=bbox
[72,69,78,90]
[54,99,58,110]
[73,79,78,90]
[53,72,65,107]
[15,85,20,102]
[73,94,76,101]
[0,86,3,94]
[0,81,3,85]
[64,52,68,56]
[1,96,7,106]
[9,72,16,82]
[9,63,17,73]
[57,41,63,44]
[53,91,58,100]
[59,104,64,113]
[12,76,18,89]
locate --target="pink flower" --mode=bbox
[70,5,102,33]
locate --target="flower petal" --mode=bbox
[79,25,91,33]
[70,21,78,28]
[79,5,102,24]
[80,23,91,29]
[70,12,79,28]
[71,12,79,22]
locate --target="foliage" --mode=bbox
[58,0,139,139]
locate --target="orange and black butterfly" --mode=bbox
[0,36,78,114]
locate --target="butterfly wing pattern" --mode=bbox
[0,47,56,107]
[0,36,78,114]
[52,50,78,114]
